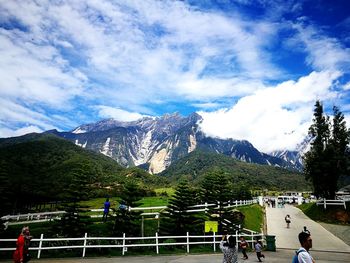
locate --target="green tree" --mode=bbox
[200,169,232,233]
[160,180,202,235]
[304,101,350,198]
[113,180,143,236]
[329,106,350,191]
[57,165,92,237]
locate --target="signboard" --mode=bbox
[205,221,218,233]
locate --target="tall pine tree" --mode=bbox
[200,169,233,233]
[57,164,92,237]
[304,101,350,198]
[113,180,142,236]
[160,180,202,235]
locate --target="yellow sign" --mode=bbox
[205,221,218,233]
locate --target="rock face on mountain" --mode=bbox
[47,112,299,173]
[269,136,311,171]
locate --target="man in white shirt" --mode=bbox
[297,231,315,263]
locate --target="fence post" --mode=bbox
[122,233,126,256]
[37,233,44,259]
[323,198,326,209]
[186,232,189,253]
[155,232,159,254]
[235,229,238,245]
[82,232,87,257]
[213,232,216,252]
[235,200,238,207]
[344,200,346,210]
[251,231,254,247]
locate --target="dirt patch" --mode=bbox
[333,211,349,223]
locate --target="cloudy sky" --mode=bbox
[0,0,349,153]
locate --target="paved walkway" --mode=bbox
[2,250,350,263]
[266,204,350,252]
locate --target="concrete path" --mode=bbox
[1,250,350,263]
[266,204,350,252]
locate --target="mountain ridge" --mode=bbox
[45,112,302,173]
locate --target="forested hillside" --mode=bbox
[160,150,310,191]
[0,134,167,214]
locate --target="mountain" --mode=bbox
[160,150,310,191]
[46,112,300,174]
[269,136,312,171]
[0,133,166,212]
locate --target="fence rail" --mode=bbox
[316,199,347,209]
[0,231,263,259]
[3,199,257,223]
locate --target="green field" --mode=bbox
[237,204,264,232]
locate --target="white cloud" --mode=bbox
[343,82,350,90]
[1,125,43,138]
[0,0,349,148]
[198,71,341,153]
[97,106,145,122]
[293,23,350,71]
[191,102,221,109]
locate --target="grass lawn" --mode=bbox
[237,204,264,232]
[298,202,350,224]
[155,187,175,196]
[137,196,169,207]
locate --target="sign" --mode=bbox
[205,221,218,233]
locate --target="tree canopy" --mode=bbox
[303,101,350,198]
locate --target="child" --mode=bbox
[239,236,249,260]
[254,240,265,262]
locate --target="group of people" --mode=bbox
[219,227,314,263]
[219,234,265,262]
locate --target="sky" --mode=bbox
[0,0,349,153]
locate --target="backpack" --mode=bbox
[292,248,306,263]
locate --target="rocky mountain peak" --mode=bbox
[53,112,301,174]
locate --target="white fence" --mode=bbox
[316,199,347,209]
[3,199,257,222]
[0,231,263,259]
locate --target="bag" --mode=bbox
[292,249,305,263]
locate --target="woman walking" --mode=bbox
[13,226,32,263]
[220,234,238,263]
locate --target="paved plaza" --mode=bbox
[3,249,350,263]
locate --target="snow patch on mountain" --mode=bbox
[74,139,87,148]
[72,128,86,134]
[100,137,111,156]
[188,134,197,153]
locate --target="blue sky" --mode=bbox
[0,0,349,152]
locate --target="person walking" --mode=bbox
[285,214,291,228]
[220,234,238,263]
[292,231,315,263]
[13,226,32,263]
[102,198,111,222]
[239,236,249,260]
[254,240,265,262]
